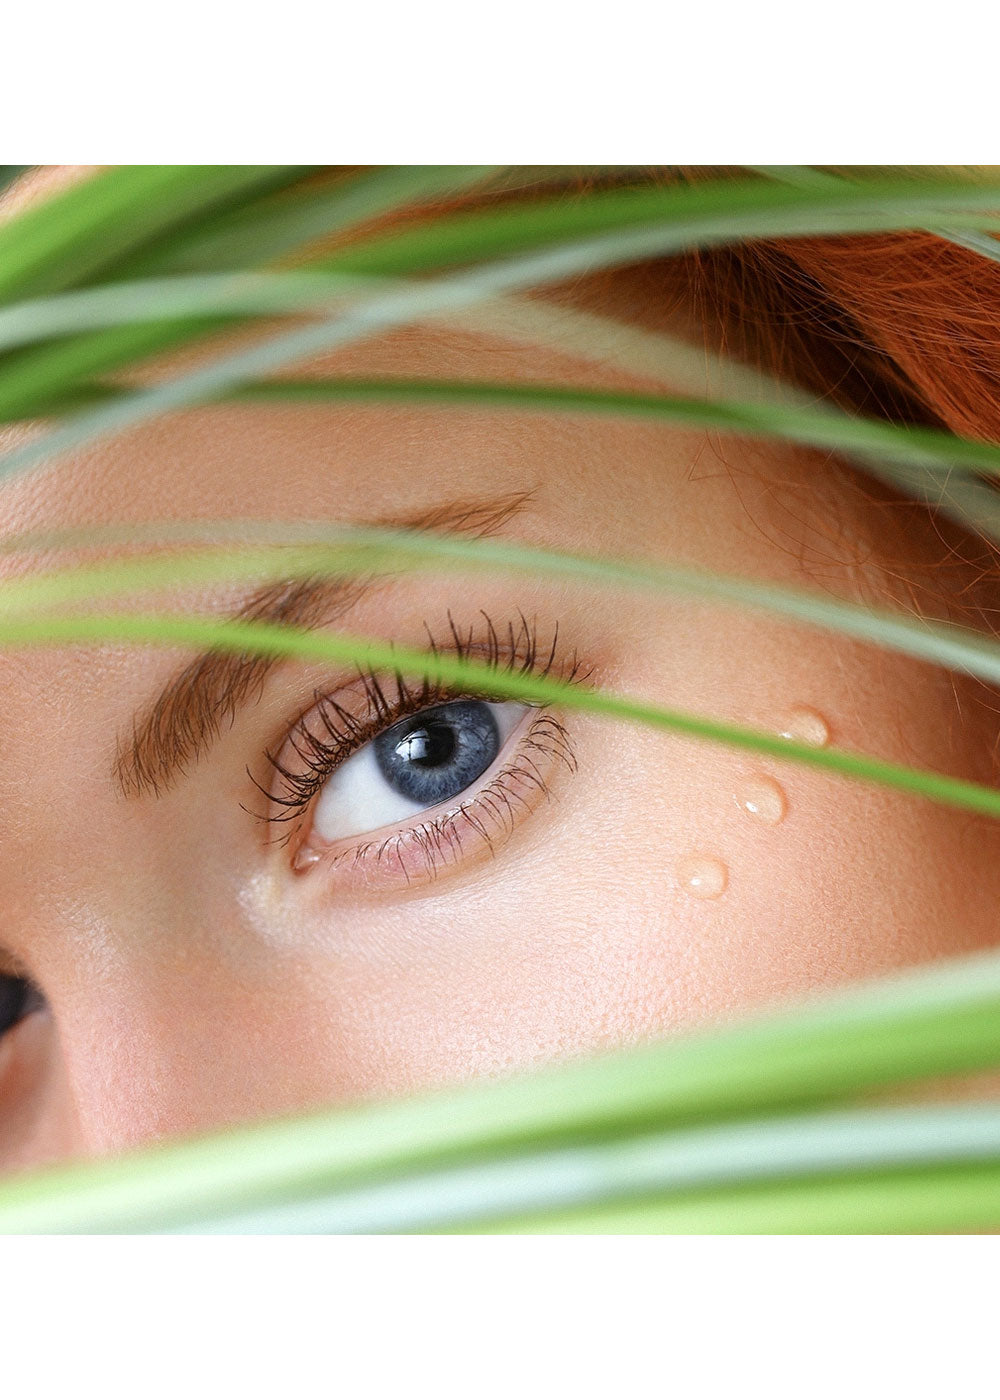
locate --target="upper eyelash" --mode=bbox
[246,610,587,843]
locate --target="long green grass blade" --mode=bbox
[7,333,1000,487]
[313,175,1000,278]
[0,273,369,354]
[229,375,1000,476]
[0,165,307,304]
[170,1104,1000,1234]
[507,1162,1000,1234]
[3,289,999,487]
[5,528,1000,693]
[749,164,1000,266]
[121,166,501,276]
[7,940,1000,1231]
[0,167,328,422]
[0,274,374,421]
[234,376,1000,555]
[0,170,500,422]
[0,609,996,819]
[6,173,1000,482]
[929,226,1000,265]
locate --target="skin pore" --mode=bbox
[3,203,1000,1173]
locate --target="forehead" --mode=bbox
[0,168,723,552]
[0,169,894,604]
[0,327,643,546]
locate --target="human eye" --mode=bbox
[252,613,582,891]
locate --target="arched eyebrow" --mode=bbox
[113,491,532,800]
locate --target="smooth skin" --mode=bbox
[2,174,1000,1173]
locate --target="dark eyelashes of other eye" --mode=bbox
[0,974,44,1038]
[244,610,587,845]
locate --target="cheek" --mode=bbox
[0,1011,76,1171]
[298,638,1000,1091]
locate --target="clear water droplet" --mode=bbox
[736,774,787,825]
[677,854,728,899]
[778,706,830,748]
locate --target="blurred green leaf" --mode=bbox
[6,172,1000,480]
[0,169,498,423]
[750,164,1000,265]
[0,608,997,820]
[6,939,1000,1231]
[0,165,308,303]
[5,523,1000,690]
[176,1104,1000,1234]
[313,174,1000,277]
[493,1162,1000,1234]
[230,375,1000,476]
[119,165,501,276]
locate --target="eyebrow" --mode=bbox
[113,491,531,799]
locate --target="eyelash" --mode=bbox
[248,611,585,878]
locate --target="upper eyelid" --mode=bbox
[272,610,576,764]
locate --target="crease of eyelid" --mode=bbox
[113,490,534,801]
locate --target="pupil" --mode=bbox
[394,721,457,768]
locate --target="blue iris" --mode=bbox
[373,700,501,807]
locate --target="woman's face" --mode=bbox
[2,270,999,1174]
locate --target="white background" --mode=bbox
[3,1237,996,1396]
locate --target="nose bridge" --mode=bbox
[0,818,349,1159]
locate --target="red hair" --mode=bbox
[336,170,1000,444]
[688,231,1000,443]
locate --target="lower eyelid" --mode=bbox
[290,709,577,894]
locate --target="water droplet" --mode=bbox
[677,854,728,899]
[736,774,787,825]
[778,706,830,748]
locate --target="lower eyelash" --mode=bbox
[305,711,578,885]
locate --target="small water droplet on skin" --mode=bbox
[736,774,787,825]
[677,855,728,899]
[778,706,830,748]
